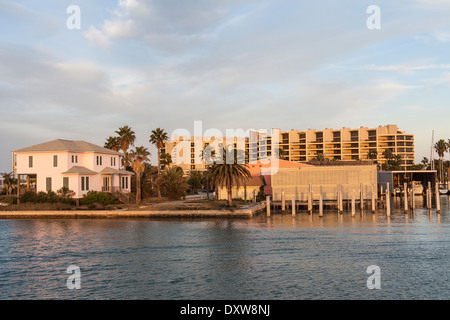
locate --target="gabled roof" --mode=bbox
[13,139,121,155]
[62,166,98,175]
[100,167,134,175]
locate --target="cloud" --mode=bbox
[83,0,259,53]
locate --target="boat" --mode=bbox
[400,181,424,195]
[439,189,449,195]
[412,181,424,195]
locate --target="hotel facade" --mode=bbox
[164,125,414,173]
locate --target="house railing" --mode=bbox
[102,186,136,204]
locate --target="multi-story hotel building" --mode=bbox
[164,125,414,172]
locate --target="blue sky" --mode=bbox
[1,0,450,171]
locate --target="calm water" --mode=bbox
[0,197,449,300]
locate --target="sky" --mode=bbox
[1,0,450,171]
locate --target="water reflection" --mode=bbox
[0,202,449,299]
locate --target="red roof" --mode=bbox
[248,158,313,176]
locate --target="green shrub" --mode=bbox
[20,190,75,205]
[20,191,37,203]
[80,191,116,206]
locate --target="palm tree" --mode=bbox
[115,125,136,154]
[188,170,203,193]
[367,150,378,161]
[421,157,429,170]
[129,146,150,204]
[158,166,189,200]
[434,139,448,182]
[160,152,172,168]
[2,172,16,195]
[208,146,252,207]
[149,128,169,200]
[104,136,121,151]
[314,153,326,161]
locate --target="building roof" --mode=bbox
[244,175,265,187]
[100,167,135,175]
[62,166,98,175]
[13,139,121,155]
[248,158,314,176]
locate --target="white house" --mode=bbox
[12,139,134,199]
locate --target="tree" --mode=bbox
[158,166,189,200]
[188,170,203,193]
[434,139,448,182]
[129,146,150,204]
[115,125,136,154]
[367,150,378,161]
[314,153,326,161]
[382,149,402,171]
[2,172,16,195]
[149,128,169,200]
[276,147,287,160]
[421,157,429,170]
[160,152,172,168]
[104,136,121,151]
[208,146,252,207]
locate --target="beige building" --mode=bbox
[253,125,414,170]
[217,176,265,201]
[163,135,251,174]
[271,165,378,201]
[164,125,414,172]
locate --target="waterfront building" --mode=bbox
[271,165,378,201]
[11,139,133,198]
[164,125,414,172]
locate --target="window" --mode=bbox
[122,176,129,189]
[81,176,90,191]
[71,155,78,163]
[111,157,116,166]
[63,177,69,189]
[53,155,58,167]
[29,156,33,168]
[97,156,103,166]
[46,177,52,192]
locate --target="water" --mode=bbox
[0,197,449,300]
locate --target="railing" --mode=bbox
[102,186,136,204]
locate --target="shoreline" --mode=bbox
[0,203,266,219]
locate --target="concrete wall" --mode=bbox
[271,165,378,201]
[218,186,261,201]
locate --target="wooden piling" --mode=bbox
[404,182,408,213]
[281,190,285,212]
[371,184,376,213]
[411,182,415,210]
[427,181,432,210]
[338,184,343,213]
[351,194,356,217]
[292,196,296,216]
[308,184,312,214]
[266,196,271,217]
[435,184,441,213]
[386,183,391,216]
[319,193,323,217]
[360,183,364,210]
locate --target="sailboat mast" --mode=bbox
[431,130,435,171]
